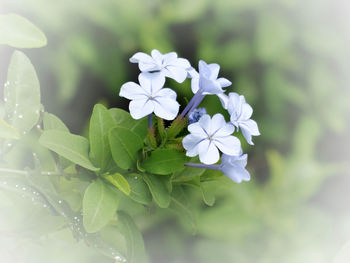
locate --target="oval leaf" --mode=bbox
[89,104,116,171]
[39,130,99,171]
[125,173,152,205]
[103,173,131,196]
[4,51,41,134]
[143,149,186,175]
[43,112,69,132]
[83,179,119,233]
[0,14,47,48]
[0,118,20,139]
[142,174,171,208]
[109,126,143,170]
[109,108,148,140]
[117,211,148,263]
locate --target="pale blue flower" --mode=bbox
[129,49,191,83]
[222,92,260,145]
[119,72,179,120]
[182,114,241,165]
[188,107,206,124]
[189,60,232,95]
[220,153,250,183]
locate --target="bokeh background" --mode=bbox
[1,0,350,262]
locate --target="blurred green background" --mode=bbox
[1,0,350,262]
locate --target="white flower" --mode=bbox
[223,92,260,145]
[182,114,241,165]
[119,72,180,120]
[189,60,232,95]
[129,49,191,83]
[220,153,250,183]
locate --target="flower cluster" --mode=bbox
[120,49,260,183]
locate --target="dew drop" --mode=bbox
[18,114,23,119]
[15,184,19,188]
[22,187,26,191]
[58,200,62,204]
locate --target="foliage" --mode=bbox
[1,1,350,263]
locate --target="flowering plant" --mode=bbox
[0,15,259,263]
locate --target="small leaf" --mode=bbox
[103,173,131,196]
[109,108,148,140]
[117,211,148,263]
[143,148,186,175]
[83,179,119,233]
[39,130,99,171]
[0,118,20,139]
[89,104,116,171]
[5,51,41,134]
[169,186,197,233]
[0,13,47,48]
[43,112,69,132]
[109,126,143,170]
[201,181,216,206]
[125,173,152,205]
[142,174,171,208]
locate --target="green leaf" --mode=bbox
[43,112,69,132]
[169,186,197,234]
[125,173,152,205]
[89,104,116,171]
[109,126,143,170]
[4,51,41,134]
[39,130,99,171]
[117,211,148,263]
[103,173,131,196]
[0,118,20,139]
[142,174,171,208]
[83,179,119,233]
[201,181,216,206]
[143,148,186,175]
[0,13,47,48]
[109,108,148,140]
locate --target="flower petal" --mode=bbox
[214,135,241,156]
[120,82,148,100]
[163,66,187,83]
[198,60,211,78]
[218,93,229,109]
[222,165,250,183]
[240,119,260,145]
[129,99,154,119]
[210,114,226,134]
[208,63,220,79]
[153,97,180,120]
[151,49,163,61]
[227,92,242,116]
[163,52,177,64]
[198,140,220,164]
[191,77,200,94]
[200,77,223,94]
[218,78,232,88]
[240,103,253,120]
[198,114,211,135]
[215,123,235,137]
[130,52,158,71]
[171,58,191,69]
[130,52,153,64]
[188,122,207,137]
[138,73,153,95]
[182,134,203,157]
[150,72,166,94]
